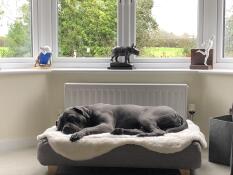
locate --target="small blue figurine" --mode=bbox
[34,46,52,67]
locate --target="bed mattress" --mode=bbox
[37,138,202,170]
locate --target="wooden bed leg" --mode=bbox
[179,169,190,175]
[47,166,58,175]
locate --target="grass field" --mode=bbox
[0,47,11,57]
[0,46,189,58]
[140,47,188,57]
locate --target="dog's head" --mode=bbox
[56,106,90,134]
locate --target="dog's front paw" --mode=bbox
[70,132,84,142]
[111,128,124,135]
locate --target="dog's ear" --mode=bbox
[72,106,90,120]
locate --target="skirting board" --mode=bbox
[0,137,37,153]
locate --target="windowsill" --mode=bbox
[1,67,233,75]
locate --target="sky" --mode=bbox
[152,0,198,37]
[0,0,233,37]
[0,0,27,36]
[225,0,233,18]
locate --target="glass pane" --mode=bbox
[136,0,197,58]
[224,0,233,57]
[0,0,32,58]
[58,0,117,58]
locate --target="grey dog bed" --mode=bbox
[37,138,201,170]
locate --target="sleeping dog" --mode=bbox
[56,103,188,142]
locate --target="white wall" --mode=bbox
[0,73,50,141]
[0,71,233,145]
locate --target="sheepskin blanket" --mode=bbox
[37,120,207,161]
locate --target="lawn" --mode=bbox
[0,46,190,58]
[140,47,188,58]
[0,47,11,57]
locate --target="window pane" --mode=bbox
[0,0,32,58]
[58,0,117,58]
[224,0,233,57]
[136,0,197,58]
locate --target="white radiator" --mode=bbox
[64,83,188,118]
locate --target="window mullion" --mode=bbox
[203,0,218,64]
[117,0,123,46]
[32,0,39,57]
[197,0,204,48]
[51,0,58,59]
[130,0,136,46]
[37,0,53,51]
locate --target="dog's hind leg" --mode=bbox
[137,128,166,137]
[111,128,144,135]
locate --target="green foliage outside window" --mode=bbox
[58,0,117,57]
[0,0,32,57]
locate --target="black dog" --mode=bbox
[56,103,188,142]
[111,43,139,64]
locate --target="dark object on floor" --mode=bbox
[190,49,213,69]
[56,104,188,142]
[209,115,233,165]
[231,137,233,175]
[56,166,181,175]
[108,43,139,70]
[230,104,233,121]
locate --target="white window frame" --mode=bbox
[131,0,203,63]
[216,0,233,64]
[51,0,113,68]
[1,0,219,69]
[0,0,38,69]
[51,0,204,69]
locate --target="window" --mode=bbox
[136,0,198,59]
[3,0,228,69]
[223,0,233,58]
[57,0,117,58]
[0,0,32,58]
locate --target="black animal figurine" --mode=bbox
[108,43,139,69]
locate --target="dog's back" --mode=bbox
[89,104,187,132]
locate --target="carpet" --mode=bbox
[56,166,181,175]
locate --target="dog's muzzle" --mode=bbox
[62,123,80,134]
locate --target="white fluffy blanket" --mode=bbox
[37,120,207,161]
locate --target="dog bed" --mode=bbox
[37,120,206,175]
[37,120,206,161]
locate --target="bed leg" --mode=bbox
[179,169,190,175]
[47,166,58,175]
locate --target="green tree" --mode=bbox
[6,1,32,57]
[136,0,158,48]
[58,0,117,57]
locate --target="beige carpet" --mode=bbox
[0,147,229,175]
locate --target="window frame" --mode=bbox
[50,0,204,69]
[216,0,233,64]
[0,0,36,63]
[2,0,223,69]
[132,0,202,63]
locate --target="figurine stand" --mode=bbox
[190,49,213,69]
[108,62,133,70]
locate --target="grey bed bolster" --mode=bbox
[37,138,202,169]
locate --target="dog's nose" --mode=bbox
[62,125,76,134]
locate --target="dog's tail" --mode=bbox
[166,116,188,133]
